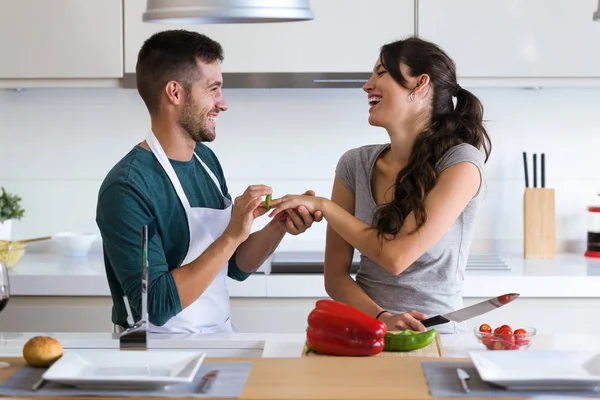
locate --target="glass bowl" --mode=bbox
[474,325,536,350]
[0,240,26,268]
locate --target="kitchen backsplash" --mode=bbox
[1,87,599,255]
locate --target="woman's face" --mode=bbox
[363,59,429,131]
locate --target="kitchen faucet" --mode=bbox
[119,225,149,350]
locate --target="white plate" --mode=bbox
[469,350,600,391]
[42,350,206,390]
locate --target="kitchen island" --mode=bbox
[2,331,600,399]
[1,331,599,358]
[3,251,600,336]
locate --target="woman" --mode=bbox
[269,37,491,334]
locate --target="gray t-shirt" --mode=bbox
[335,142,485,334]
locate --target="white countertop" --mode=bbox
[6,251,600,298]
[1,331,599,359]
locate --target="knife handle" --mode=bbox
[421,315,450,328]
[459,377,471,393]
[199,377,214,394]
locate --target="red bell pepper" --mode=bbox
[305,300,387,356]
[308,300,387,339]
[307,325,385,356]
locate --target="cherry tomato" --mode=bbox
[494,327,502,335]
[481,333,494,348]
[514,328,530,347]
[499,333,516,349]
[498,326,512,335]
[491,340,504,350]
[479,323,492,333]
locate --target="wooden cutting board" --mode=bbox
[302,331,444,358]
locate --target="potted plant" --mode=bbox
[0,187,25,240]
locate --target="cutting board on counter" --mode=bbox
[302,332,444,358]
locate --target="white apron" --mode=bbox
[146,130,234,334]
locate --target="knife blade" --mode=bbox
[32,377,46,391]
[456,368,471,393]
[421,293,519,328]
[199,370,219,394]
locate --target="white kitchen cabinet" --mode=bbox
[0,0,123,80]
[232,298,600,336]
[2,296,600,336]
[418,0,600,82]
[124,0,415,74]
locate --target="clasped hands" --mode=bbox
[267,191,325,235]
[227,186,325,243]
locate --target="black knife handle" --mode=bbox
[533,153,537,188]
[421,315,450,328]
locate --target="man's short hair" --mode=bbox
[135,29,224,115]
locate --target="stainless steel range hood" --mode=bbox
[136,1,362,89]
[122,72,370,89]
[143,0,314,24]
[128,0,369,89]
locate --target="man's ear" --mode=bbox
[164,81,183,106]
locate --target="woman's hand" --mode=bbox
[265,190,323,236]
[268,194,328,219]
[378,310,428,332]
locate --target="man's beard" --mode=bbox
[178,99,215,143]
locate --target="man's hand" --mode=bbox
[379,310,428,332]
[268,190,324,235]
[224,185,272,243]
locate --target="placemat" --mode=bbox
[422,361,600,398]
[0,361,252,398]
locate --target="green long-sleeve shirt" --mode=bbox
[96,143,251,328]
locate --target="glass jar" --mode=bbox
[586,197,600,258]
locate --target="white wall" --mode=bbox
[1,87,599,256]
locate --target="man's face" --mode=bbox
[178,61,227,142]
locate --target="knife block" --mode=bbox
[523,188,556,259]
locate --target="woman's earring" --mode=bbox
[409,92,416,102]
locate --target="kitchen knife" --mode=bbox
[199,370,219,394]
[421,293,519,328]
[533,153,537,188]
[522,151,529,188]
[541,153,545,188]
[456,368,471,393]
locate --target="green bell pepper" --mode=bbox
[384,329,437,352]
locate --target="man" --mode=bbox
[96,29,322,334]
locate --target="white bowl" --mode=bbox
[52,232,96,257]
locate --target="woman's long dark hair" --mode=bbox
[373,37,491,239]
